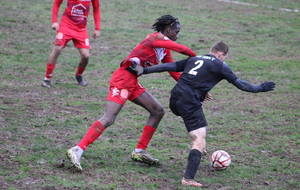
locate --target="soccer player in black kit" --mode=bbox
[130,41,276,187]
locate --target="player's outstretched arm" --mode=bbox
[130,62,177,75]
[232,79,276,93]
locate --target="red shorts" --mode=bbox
[107,68,146,105]
[54,25,90,49]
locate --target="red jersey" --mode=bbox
[120,32,196,81]
[52,0,100,31]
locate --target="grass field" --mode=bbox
[0,0,299,189]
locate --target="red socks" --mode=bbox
[76,66,86,77]
[45,62,56,79]
[45,64,85,79]
[77,121,106,150]
[77,124,155,151]
[136,125,156,150]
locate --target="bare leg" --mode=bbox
[98,100,124,127]
[130,91,164,164]
[76,100,124,150]
[132,91,165,129]
[48,45,63,65]
[42,45,64,87]
[67,100,124,170]
[189,127,207,154]
[77,48,90,68]
[75,48,90,85]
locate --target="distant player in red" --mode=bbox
[66,15,197,171]
[42,0,101,88]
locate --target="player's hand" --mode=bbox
[130,61,144,75]
[259,81,276,92]
[93,30,101,39]
[204,93,213,102]
[51,22,59,31]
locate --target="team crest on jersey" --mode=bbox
[56,32,63,40]
[71,4,87,17]
[120,89,129,99]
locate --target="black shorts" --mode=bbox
[169,97,207,132]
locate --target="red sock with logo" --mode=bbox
[45,62,56,79]
[136,125,156,150]
[75,66,85,77]
[77,121,106,150]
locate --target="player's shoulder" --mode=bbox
[147,32,170,41]
[196,54,226,68]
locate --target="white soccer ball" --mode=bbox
[210,150,231,170]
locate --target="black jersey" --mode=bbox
[172,54,238,106]
[142,53,274,105]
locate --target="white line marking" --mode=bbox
[218,0,299,13]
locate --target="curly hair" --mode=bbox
[152,15,180,32]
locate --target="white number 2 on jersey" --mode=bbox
[188,60,204,75]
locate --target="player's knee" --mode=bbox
[107,118,115,126]
[154,105,165,118]
[100,116,116,127]
[53,46,63,55]
[193,138,206,150]
[81,52,90,60]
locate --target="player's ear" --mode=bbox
[216,51,223,59]
[166,26,173,34]
[217,52,226,61]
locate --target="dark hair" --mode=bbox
[210,41,229,55]
[152,15,180,32]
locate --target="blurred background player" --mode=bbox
[42,0,101,88]
[66,15,197,170]
[130,41,276,186]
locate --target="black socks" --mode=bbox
[184,149,202,179]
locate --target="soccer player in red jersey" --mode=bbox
[42,0,101,88]
[66,15,197,171]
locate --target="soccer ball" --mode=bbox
[210,150,231,170]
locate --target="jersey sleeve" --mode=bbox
[221,62,238,83]
[92,0,101,30]
[221,63,260,93]
[143,62,178,74]
[175,58,189,72]
[152,37,196,57]
[232,79,261,93]
[52,0,64,23]
[161,49,182,81]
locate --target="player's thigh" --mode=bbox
[104,100,124,117]
[132,91,164,114]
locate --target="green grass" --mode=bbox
[0,0,300,189]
